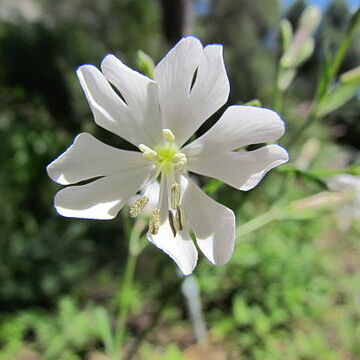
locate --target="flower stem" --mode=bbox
[111,219,147,360]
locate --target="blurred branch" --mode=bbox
[286,6,360,148]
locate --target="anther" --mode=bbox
[162,129,176,142]
[139,144,159,161]
[175,206,184,232]
[174,158,187,170]
[129,196,149,217]
[170,183,181,209]
[149,209,160,235]
[171,153,186,163]
[168,210,177,237]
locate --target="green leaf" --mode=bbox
[317,45,333,101]
[277,68,296,91]
[317,82,359,116]
[203,178,223,195]
[233,296,251,325]
[293,38,315,67]
[340,65,360,86]
[280,19,293,52]
[94,307,114,356]
[245,99,262,107]
[136,50,155,79]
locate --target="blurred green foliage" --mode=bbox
[0,0,359,359]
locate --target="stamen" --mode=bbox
[170,183,181,209]
[149,209,160,235]
[129,196,149,217]
[139,144,159,161]
[175,205,184,232]
[162,129,175,142]
[174,158,187,170]
[168,210,177,237]
[171,153,186,163]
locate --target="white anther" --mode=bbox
[139,144,153,153]
[174,158,187,169]
[139,144,159,161]
[162,129,176,142]
[172,153,186,163]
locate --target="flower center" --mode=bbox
[138,129,187,174]
[154,142,179,173]
[132,129,188,236]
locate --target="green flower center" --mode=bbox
[138,129,187,175]
[154,142,180,173]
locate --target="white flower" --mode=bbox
[47,36,288,275]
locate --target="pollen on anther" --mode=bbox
[171,183,181,209]
[129,196,149,217]
[149,209,160,235]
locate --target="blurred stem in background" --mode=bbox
[181,275,208,343]
[285,5,360,148]
[274,5,322,114]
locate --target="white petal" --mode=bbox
[77,65,141,146]
[181,176,235,265]
[184,105,285,153]
[101,55,162,147]
[185,145,289,191]
[54,167,153,220]
[154,37,229,147]
[47,133,152,185]
[147,220,198,276]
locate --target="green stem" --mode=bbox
[111,219,147,360]
[236,209,279,238]
[286,8,359,149]
[328,7,360,83]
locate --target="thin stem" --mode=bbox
[285,8,359,149]
[181,275,208,343]
[236,209,279,238]
[328,7,360,83]
[112,219,147,360]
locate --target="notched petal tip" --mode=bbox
[239,144,289,191]
[46,132,91,185]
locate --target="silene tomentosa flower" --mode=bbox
[47,36,289,275]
